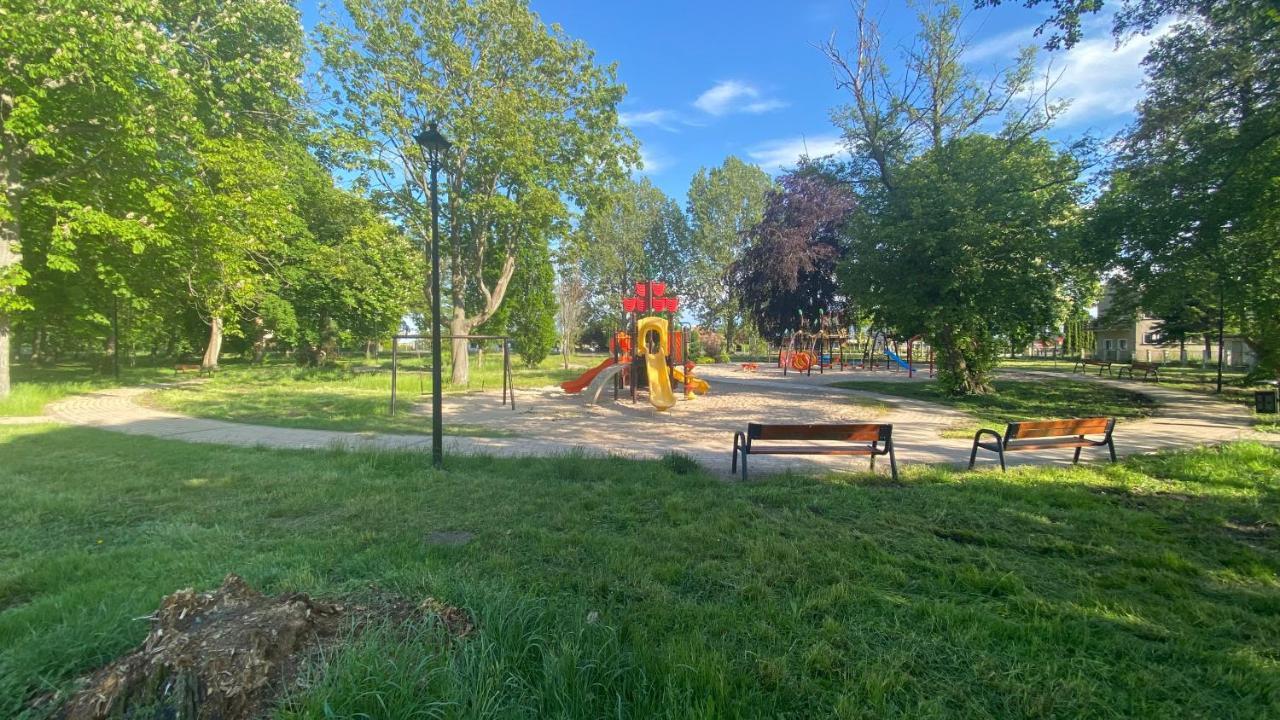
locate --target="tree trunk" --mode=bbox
[449,311,470,385]
[937,324,992,396]
[0,155,21,400]
[201,316,223,371]
[724,314,737,358]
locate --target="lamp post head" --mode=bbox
[414,121,451,157]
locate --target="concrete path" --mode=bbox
[32,369,1269,478]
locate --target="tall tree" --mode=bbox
[0,0,194,397]
[730,164,855,339]
[554,259,588,368]
[844,135,1085,393]
[571,177,690,317]
[1090,1,1280,381]
[317,0,637,383]
[686,156,773,352]
[824,0,1085,394]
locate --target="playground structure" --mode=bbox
[777,313,935,379]
[778,311,850,374]
[560,281,710,410]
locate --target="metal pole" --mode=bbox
[430,153,444,467]
[1216,277,1225,394]
[111,296,120,379]
[502,339,509,407]
[390,339,398,415]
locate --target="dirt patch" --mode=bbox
[425,530,475,546]
[54,574,471,720]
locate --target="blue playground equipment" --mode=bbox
[885,348,912,372]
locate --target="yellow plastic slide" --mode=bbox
[672,366,709,395]
[644,352,677,410]
[636,315,677,411]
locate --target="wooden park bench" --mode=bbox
[174,363,207,376]
[350,365,385,375]
[740,362,759,372]
[732,423,896,481]
[1073,358,1113,376]
[1117,361,1161,382]
[969,417,1117,471]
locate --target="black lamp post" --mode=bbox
[414,121,450,468]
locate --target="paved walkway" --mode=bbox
[29,369,1267,478]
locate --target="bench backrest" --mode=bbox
[1131,362,1159,371]
[1006,417,1113,440]
[1080,359,1107,365]
[748,423,890,443]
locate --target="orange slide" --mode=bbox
[560,358,617,394]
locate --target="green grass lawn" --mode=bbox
[0,365,175,417]
[2,425,1277,718]
[832,378,1159,437]
[1001,357,1260,400]
[0,355,597,433]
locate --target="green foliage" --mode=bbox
[507,243,558,367]
[1,426,1277,717]
[686,157,773,347]
[1089,1,1280,380]
[844,136,1086,394]
[569,177,690,319]
[317,0,638,381]
[827,2,1089,395]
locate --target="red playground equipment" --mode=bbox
[559,280,710,410]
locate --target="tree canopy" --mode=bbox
[317,0,638,383]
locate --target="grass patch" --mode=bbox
[1,426,1277,717]
[0,365,175,417]
[145,356,598,436]
[832,378,1158,437]
[1001,357,1262,404]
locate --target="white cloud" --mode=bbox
[747,134,846,171]
[619,109,679,131]
[1047,23,1173,127]
[963,25,1038,64]
[693,80,787,116]
[637,146,670,175]
[964,18,1173,129]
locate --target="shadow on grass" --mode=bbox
[0,425,1276,718]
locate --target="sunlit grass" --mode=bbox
[145,355,600,436]
[0,365,174,416]
[1,426,1277,718]
[833,378,1158,437]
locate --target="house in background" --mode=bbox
[1091,283,1257,368]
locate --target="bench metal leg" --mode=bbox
[731,432,741,474]
[1073,445,1083,464]
[1108,437,1117,463]
[968,440,979,470]
[888,441,898,481]
[996,447,1006,471]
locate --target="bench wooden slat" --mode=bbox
[746,446,879,456]
[1007,418,1111,439]
[748,422,887,442]
[1005,438,1108,451]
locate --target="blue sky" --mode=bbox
[302,1,1165,201]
